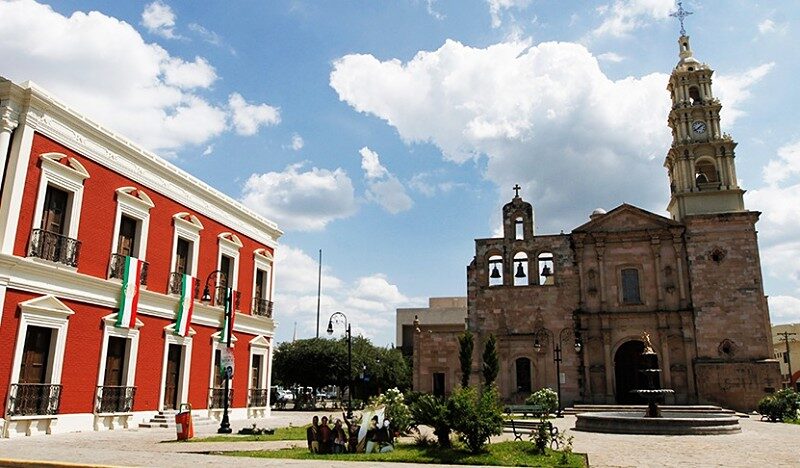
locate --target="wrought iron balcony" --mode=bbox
[27,229,81,267]
[108,253,149,285]
[248,388,269,407]
[213,286,241,310]
[7,383,62,416]
[95,386,136,413]
[252,297,273,318]
[168,272,200,296]
[209,387,234,409]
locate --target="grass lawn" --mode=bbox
[186,424,309,442]
[223,441,586,467]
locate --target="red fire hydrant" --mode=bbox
[175,403,194,441]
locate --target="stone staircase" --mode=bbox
[138,410,217,429]
[563,404,742,416]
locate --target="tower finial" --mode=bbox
[670,1,693,36]
[513,184,521,198]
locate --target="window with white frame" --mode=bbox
[215,233,242,307]
[252,248,273,316]
[28,153,89,267]
[248,336,270,408]
[108,187,154,284]
[208,332,237,409]
[169,213,203,294]
[96,314,141,413]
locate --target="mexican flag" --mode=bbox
[219,287,235,346]
[174,274,196,336]
[116,256,143,328]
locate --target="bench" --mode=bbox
[503,419,560,449]
[504,404,548,418]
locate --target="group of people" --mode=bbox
[305,413,395,454]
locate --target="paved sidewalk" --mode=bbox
[1,412,799,467]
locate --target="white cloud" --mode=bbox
[0,0,280,153]
[757,19,787,36]
[487,0,531,28]
[598,51,625,63]
[228,93,281,135]
[188,22,220,45]
[331,38,771,231]
[241,163,357,231]
[769,295,800,324]
[714,63,774,126]
[425,0,445,20]
[358,147,413,214]
[141,0,178,39]
[290,133,305,151]
[202,144,213,156]
[409,172,463,197]
[162,56,217,88]
[761,141,800,187]
[591,0,675,38]
[274,245,421,344]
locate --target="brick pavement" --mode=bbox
[0,412,799,467]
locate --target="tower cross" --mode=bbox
[513,184,521,197]
[670,1,693,36]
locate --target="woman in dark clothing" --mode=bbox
[306,416,319,453]
[342,412,359,453]
[332,419,348,453]
[317,416,332,454]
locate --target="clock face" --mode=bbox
[692,121,707,134]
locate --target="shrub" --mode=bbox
[410,394,452,447]
[370,387,414,435]
[447,385,504,454]
[524,387,559,415]
[759,389,800,422]
[458,330,474,387]
[482,335,499,385]
[530,418,551,455]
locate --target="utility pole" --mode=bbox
[316,249,322,338]
[777,331,797,386]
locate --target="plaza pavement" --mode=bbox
[1,411,799,467]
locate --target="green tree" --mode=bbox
[458,330,474,387]
[410,394,452,447]
[482,334,499,386]
[447,385,504,453]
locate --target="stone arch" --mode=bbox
[486,249,504,286]
[694,157,718,184]
[512,251,528,286]
[612,338,659,404]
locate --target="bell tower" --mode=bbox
[664,34,745,221]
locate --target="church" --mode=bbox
[412,33,781,412]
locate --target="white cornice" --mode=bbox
[0,254,275,337]
[1,78,282,248]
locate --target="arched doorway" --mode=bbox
[614,340,660,404]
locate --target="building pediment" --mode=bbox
[573,204,681,234]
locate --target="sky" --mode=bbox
[2,0,800,346]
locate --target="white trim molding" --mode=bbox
[217,232,242,297]
[93,314,143,431]
[208,330,237,419]
[247,335,270,418]
[169,212,203,279]
[31,152,90,242]
[109,187,154,261]
[252,249,273,305]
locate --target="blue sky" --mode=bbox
[3,0,800,345]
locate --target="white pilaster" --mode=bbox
[0,122,34,254]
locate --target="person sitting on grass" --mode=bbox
[377,418,395,453]
[306,416,319,453]
[332,419,348,454]
[317,416,332,454]
[365,415,380,453]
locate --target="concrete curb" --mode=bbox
[0,459,124,468]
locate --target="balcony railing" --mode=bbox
[248,388,269,407]
[7,383,62,416]
[209,387,234,409]
[95,386,136,413]
[212,286,241,310]
[252,297,273,318]
[168,272,200,296]
[28,229,81,267]
[108,253,149,285]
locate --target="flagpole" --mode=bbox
[316,249,322,338]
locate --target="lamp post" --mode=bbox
[327,311,353,419]
[533,326,582,418]
[201,269,233,434]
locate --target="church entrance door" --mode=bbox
[614,340,658,404]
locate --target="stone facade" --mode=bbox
[412,34,781,411]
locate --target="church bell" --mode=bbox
[515,261,526,278]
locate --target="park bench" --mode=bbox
[503,404,548,418]
[502,419,560,449]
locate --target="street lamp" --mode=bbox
[327,311,353,419]
[200,269,233,434]
[533,326,582,418]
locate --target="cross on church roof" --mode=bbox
[513,184,521,198]
[670,1,693,36]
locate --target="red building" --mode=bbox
[0,78,281,437]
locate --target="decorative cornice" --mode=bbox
[3,79,282,248]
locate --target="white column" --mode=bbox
[0,107,19,187]
[0,121,34,255]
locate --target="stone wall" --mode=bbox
[695,360,781,411]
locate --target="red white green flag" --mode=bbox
[116,256,143,328]
[174,274,196,336]
[219,287,235,346]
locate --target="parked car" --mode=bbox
[278,390,294,402]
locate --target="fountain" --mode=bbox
[574,332,741,435]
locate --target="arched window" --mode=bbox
[621,268,641,304]
[537,252,554,286]
[695,160,718,185]
[515,357,532,393]
[488,254,503,286]
[515,217,524,240]
[513,252,528,286]
[688,86,701,105]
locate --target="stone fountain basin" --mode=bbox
[574,411,741,435]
